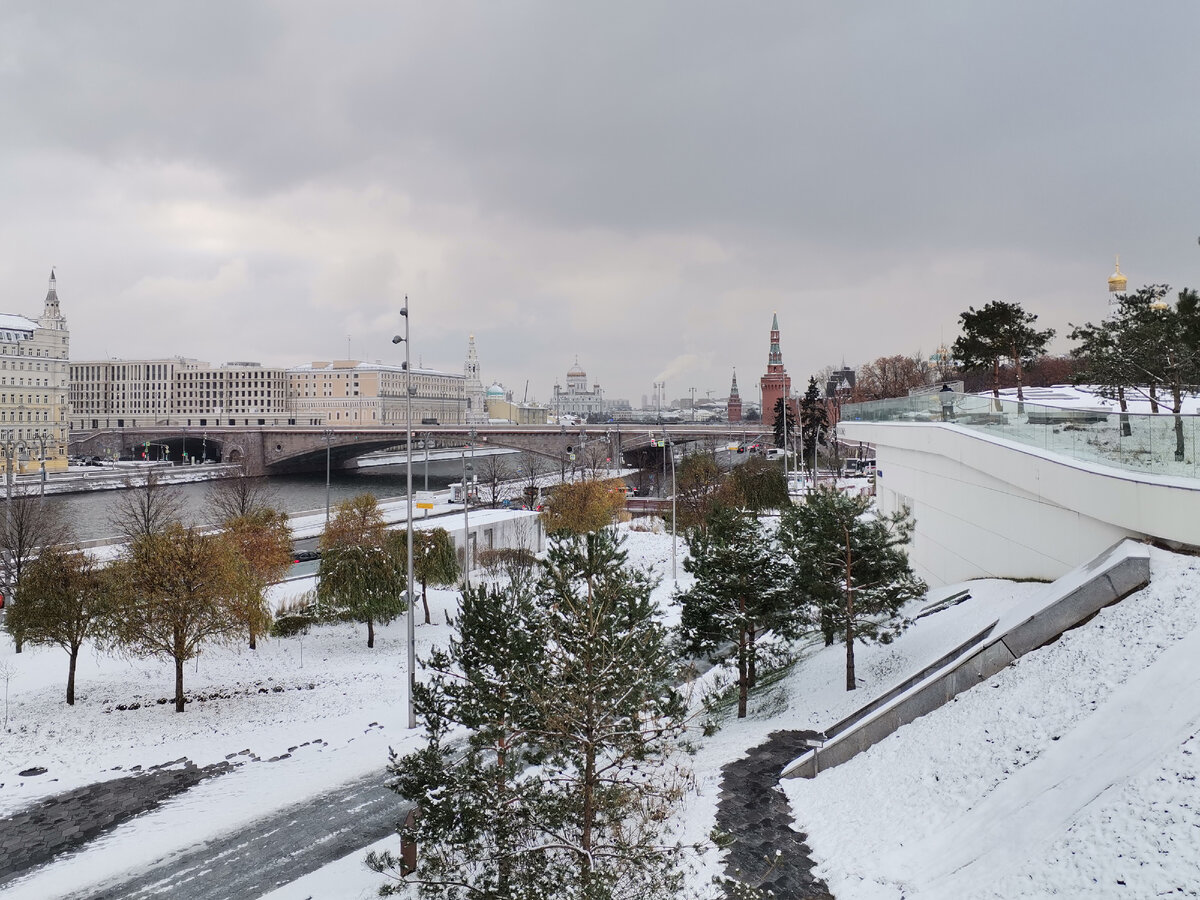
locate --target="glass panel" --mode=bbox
[841,393,1200,480]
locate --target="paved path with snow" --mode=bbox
[716,729,833,898]
[71,771,401,900]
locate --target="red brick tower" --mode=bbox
[727,369,742,423]
[760,312,791,429]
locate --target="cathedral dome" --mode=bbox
[567,362,586,378]
[486,382,506,398]
[1108,257,1127,293]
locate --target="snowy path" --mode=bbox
[891,623,1200,897]
[65,771,399,900]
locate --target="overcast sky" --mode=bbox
[2,2,1197,406]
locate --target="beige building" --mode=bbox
[287,360,467,426]
[70,358,293,429]
[1,271,70,474]
[484,383,549,425]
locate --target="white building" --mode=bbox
[464,335,487,425]
[2,270,70,473]
[552,359,604,418]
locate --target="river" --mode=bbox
[46,464,461,544]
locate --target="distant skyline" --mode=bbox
[2,3,1197,404]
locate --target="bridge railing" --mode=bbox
[842,392,1200,480]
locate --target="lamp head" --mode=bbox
[392,335,403,344]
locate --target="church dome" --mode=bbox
[567,361,586,378]
[1108,257,1127,293]
[486,382,506,398]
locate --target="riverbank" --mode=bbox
[3,462,243,498]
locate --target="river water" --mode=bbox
[46,464,460,544]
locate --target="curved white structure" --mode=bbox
[839,420,1200,585]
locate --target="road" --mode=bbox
[73,773,405,900]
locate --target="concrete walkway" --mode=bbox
[716,729,832,899]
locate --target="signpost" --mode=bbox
[415,490,435,517]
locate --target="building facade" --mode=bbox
[70,358,293,429]
[759,313,792,429]
[485,383,549,425]
[1,271,70,473]
[552,359,604,418]
[288,360,466,426]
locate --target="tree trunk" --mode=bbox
[248,625,257,650]
[67,646,78,705]
[991,358,1001,411]
[1149,382,1160,414]
[747,622,757,688]
[737,622,748,719]
[1013,345,1025,409]
[845,527,856,692]
[1118,387,1131,437]
[367,616,375,649]
[175,655,186,712]
[422,579,431,625]
[1173,386,1185,462]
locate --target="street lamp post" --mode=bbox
[461,445,473,590]
[37,431,48,497]
[663,427,677,583]
[323,429,333,531]
[392,297,417,730]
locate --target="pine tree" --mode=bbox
[778,487,925,691]
[952,300,1054,408]
[533,529,690,899]
[679,506,796,718]
[372,580,553,898]
[798,377,830,476]
[771,396,796,450]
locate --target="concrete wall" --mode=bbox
[840,421,1200,585]
[782,542,1150,779]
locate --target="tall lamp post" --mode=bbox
[663,426,677,583]
[392,298,417,730]
[322,429,333,531]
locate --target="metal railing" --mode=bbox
[842,392,1200,480]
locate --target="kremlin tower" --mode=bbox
[727,369,742,423]
[759,312,792,429]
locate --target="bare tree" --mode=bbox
[0,488,72,652]
[474,454,509,508]
[206,475,280,525]
[107,470,185,543]
[515,451,549,506]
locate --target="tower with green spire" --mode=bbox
[759,312,792,429]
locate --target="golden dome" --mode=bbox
[1107,256,1127,293]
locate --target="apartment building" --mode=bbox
[288,360,467,426]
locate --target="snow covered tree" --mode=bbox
[953,301,1054,407]
[5,546,109,704]
[532,529,690,899]
[372,579,553,898]
[778,487,925,691]
[222,508,293,648]
[771,396,796,450]
[110,524,247,712]
[679,506,796,718]
[798,376,830,476]
[318,496,407,648]
[375,529,691,900]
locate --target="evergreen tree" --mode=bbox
[679,506,796,718]
[798,377,830,475]
[317,494,407,647]
[771,396,796,449]
[5,546,109,704]
[533,529,689,899]
[778,487,925,690]
[373,530,690,900]
[372,580,553,898]
[952,300,1054,407]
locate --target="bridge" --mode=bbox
[69,423,767,477]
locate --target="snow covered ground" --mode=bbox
[782,546,1200,899]
[2,521,1198,898]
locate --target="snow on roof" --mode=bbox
[288,360,462,379]
[0,313,38,334]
